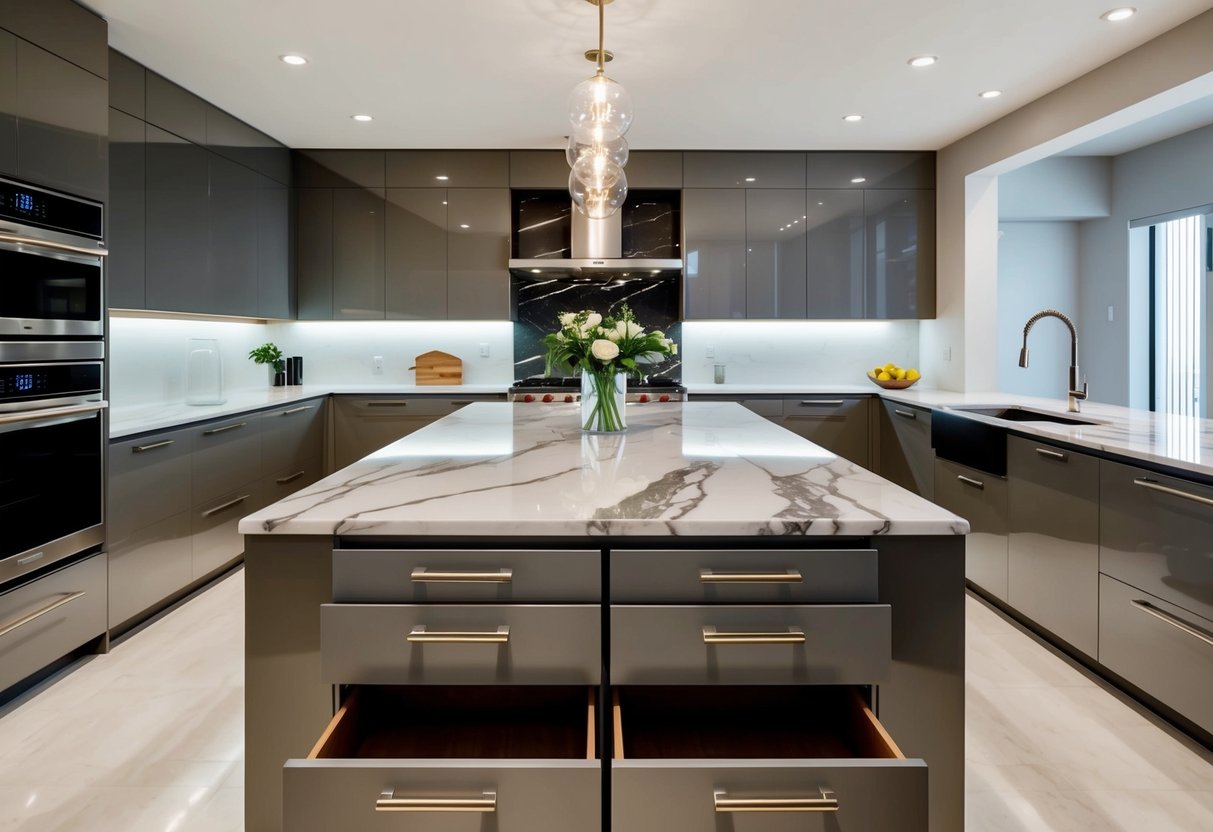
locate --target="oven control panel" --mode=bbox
[0,362,102,404]
[0,177,104,240]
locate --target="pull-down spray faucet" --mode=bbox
[1019,309,1088,413]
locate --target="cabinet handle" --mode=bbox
[1131,600,1213,647]
[201,495,249,518]
[132,439,174,453]
[1035,448,1068,461]
[699,569,802,584]
[450,400,474,406]
[702,625,805,645]
[281,405,313,416]
[799,399,845,406]
[1133,478,1213,509]
[407,625,510,644]
[202,421,246,436]
[366,401,409,407]
[411,567,513,583]
[0,591,86,639]
[376,790,497,813]
[714,788,838,814]
[894,408,917,419]
[957,475,985,490]
[275,470,306,485]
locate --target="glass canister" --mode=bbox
[186,338,226,405]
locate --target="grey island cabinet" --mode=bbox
[239,401,968,832]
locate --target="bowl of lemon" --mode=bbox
[867,363,921,389]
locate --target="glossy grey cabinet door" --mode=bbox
[876,400,933,499]
[386,150,508,187]
[293,149,383,188]
[107,512,192,628]
[806,152,935,189]
[746,189,807,318]
[935,458,1008,600]
[108,427,192,542]
[14,40,107,201]
[683,152,806,188]
[806,189,865,318]
[446,188,510,319]
[145,125,210,313]
[107,108,146,309]
[108,49,144,118]
[192,484,260,579]
[208,153,259,316]
[683,188,746,319]
[260,400,325,479]
[295,189,333,319]
[508,150,568,187]
[781,396,870,467]
[0,0,108,78]
[386,188,447,319]
[625,151,683,187]
[1007,437,1099,656]
[865,189,935,319]
[0,31,16,177]
[332,187,385,319]
[191,416,262,506]
[145,72,206,144]
[256,174,292,319]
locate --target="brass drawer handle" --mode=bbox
[1133,478,1213,509]
[799,399,845,406]
[702,625,805,645]
[202,421,246,436]
[1035,447,1067,461]
[376,790,497,813]
[714,788,838,813]
[281,405,313,415]
[1131,600,1213,647]
[0,591,86,639]
[894,408,917,419]
[132,439,174,453]
[275,470,306,485]
[407,625,510,644]
[201,495,249,518]
[699,569,802,584]
[957,475,985,490]
[411,567,513,583]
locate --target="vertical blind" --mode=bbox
[1156,213,1204,417]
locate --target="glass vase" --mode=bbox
[580,369,627,433]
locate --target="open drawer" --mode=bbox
[612,686,927,832]
[284,686,600,831]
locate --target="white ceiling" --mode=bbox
[84,0,1213,151]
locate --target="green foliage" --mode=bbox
[542,304,678,379]
[248,342,285,373]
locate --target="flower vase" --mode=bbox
[580,369,627,433]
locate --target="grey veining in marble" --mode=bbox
[240,401,967,537]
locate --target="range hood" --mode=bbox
[508,203,682,277]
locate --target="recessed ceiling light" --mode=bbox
[435,175,449,181]
[459,224,470,229]
[978,90,1002,99]
[280,54,307,66]
[351,114,373,122]
[1101,7,1136,21]
[843,114,863,122]
[908,55,938,68]
[744,177,756,182]
[851,177,866,184]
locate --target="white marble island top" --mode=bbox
[239,401,967,538]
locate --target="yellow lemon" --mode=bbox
[906,368,921,382]
[893,368,906,380]
[877,371,892,381]
[882,362,896,372]
[872,366,883,377]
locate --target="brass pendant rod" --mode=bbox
[597,0,605,75]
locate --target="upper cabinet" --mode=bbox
[0,31,16,180]
[0,0,107,78]
[684,152,806,189]
[107,107,146,309]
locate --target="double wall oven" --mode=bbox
[0,176,107,587]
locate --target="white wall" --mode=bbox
[681,321,919,386]
[998,157,1112,221]
[997,222,1081,398]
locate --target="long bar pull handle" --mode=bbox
[894,408,917,419]
[1133,478,1213,509]
[1131,600,1213,647]
[376,790,497,813]
[411,567,513,584]
[1036,448,1068,461]
[703,626,805,645]
[275,471,306,485]
[202,421,246,436]
[799,400,845,406]
[957,475,985,490]
[366,401,409,407]
[0,232,108,258]
[281,405,313,415]
[0,592,86,639]
[699,569,802,584]
[714,789,838,813]
[407,625,510,644]
[0,401,106,426]
[132,439,174,453]
[450,400,474,406]
[201,495,249,518]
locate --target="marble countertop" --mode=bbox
[238,401,968,538]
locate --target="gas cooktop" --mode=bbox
[511,375,684,391]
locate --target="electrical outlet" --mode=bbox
[479,342,490,358]
[372,355,384,375]
[1108,305,1114,322]
[705,346,715,359]
[943,346,952,362]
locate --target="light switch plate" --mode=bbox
[372,355,384,375]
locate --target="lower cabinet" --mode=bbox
[876,400,933,499]
[107,513,191,628]
[332,395,503,470]
[933,458,1008,600]
[780,396,871,467]
[192,484,263,579]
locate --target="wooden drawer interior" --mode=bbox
[613,686,902,761]
[311,686,597,761]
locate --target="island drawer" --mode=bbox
[611,604,891,685]
[1098,574,1213,735]
[611,686,927,832]
[320,603,601,684]
[284,685,600,832]
[611,548,876,603]
[333,547,600,603]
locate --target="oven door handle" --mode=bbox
[0,401,107,433]
[0,232,108,259]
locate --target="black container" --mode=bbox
[291,356,303,385]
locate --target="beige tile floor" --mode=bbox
[0,572,1211,830]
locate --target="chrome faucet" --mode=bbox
[1018,309,1088,413]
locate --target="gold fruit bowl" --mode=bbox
[867,371,920,390]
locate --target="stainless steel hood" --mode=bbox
[509,201,682,276]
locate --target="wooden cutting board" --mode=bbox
[409,350,463,385]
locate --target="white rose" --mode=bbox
[607,329,622,342]
[590,339,620,361]
[614,320,643,339]
[650,329,665,339]
[583,312,602,329]
[558,312,576,327]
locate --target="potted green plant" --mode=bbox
[248,342,286,386]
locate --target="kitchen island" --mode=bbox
[240,401,968,832]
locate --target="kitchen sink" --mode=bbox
[949,406,1103,426]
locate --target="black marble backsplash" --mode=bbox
[511,272,682,381]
